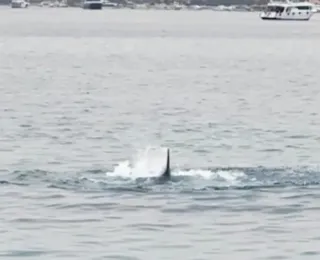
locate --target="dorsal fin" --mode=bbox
[161,148,171,178]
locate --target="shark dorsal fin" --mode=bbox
[160,148,171,178]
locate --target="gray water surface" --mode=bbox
[1,8,320,260]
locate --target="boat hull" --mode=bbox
[260,11,313,21]
[261,16,311,20]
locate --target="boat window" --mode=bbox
[296,5,311,10]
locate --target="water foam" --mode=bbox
[105,146,247,185]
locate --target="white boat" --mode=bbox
[39,0,68,7]
[260,0,314,20]
[11,0,29,8]
[102,0,117,7]
[58,1,68,7]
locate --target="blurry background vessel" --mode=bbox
[259,0,315,20]
[82,0,103,9]
[11,0,29,8]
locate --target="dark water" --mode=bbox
[1,7,320,259]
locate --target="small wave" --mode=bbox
[2,166,320,194]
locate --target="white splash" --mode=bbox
[107,146,168,179]
[105,146,247,186]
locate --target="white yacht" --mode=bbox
[260,0,315,20]
[11,0,29,8]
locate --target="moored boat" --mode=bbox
[260,0,314,20]
[11,0,29,8]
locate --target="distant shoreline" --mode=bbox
[1,2,267,11]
